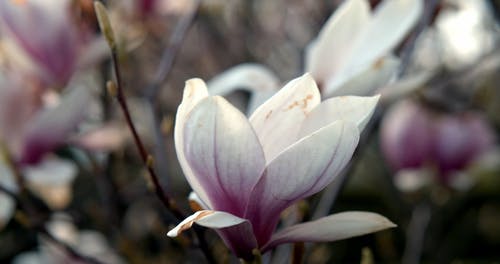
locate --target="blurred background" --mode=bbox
[0,0,499,263]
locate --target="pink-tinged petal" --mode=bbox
[300,95,379,137]
[167,210,247,237]
[0,72,42,157]
[305,0,370,86]
[207,63,280,114]
[263,211,396,251]
[380,100,433,171]
[0,0,79,85]
[168,210,258,259]
[324,55,399,97]
[182,96,265,215]
[71,123,129,151]
[245,121,359,245]
[335,0,423,88]
[249,73,321,161]
[19,87,90,164]
[174,79,211,207]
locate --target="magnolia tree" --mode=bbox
[0,0,499,263]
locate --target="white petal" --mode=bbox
[377,70,433,103]
[207,63,280,114]
[249,73,321,161]
[325,55,400,97]
[263,211,396,250]
[305,0,370,85]
[174,79,210,207]
[333,0,423,90]
[182,96,265,215]
[244,121,359,244]
[167,210,247,237]
[300,95,379,137]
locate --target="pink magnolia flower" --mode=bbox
[168,73,395,259]
[0,71,87,227]
[0,71,90,164]
[381,99,496,186]
[0,0,105,87]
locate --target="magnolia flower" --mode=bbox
[381,99,496,189]
[0,71,88,226]
[0,71,90,164]
[168,73,395,259]
[0,0,106,87]
[208,0,426,113]
[306,0,423,97]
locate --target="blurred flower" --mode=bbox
[381,99,496,189]
[0,71,90,164]
[0,0,106,88]
[208,0,428,113]
[305,0,423,97]
[168,74,394,259]
[0,71,89,223]
[12,214,125,264]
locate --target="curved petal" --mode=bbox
[250,73,321,162]
[174,79,210,207]
[300,95,379,137]
[0,0,78,84]
[305,0,370,85]
[263,211,396,251]
[377,70,433,103]
[207,63,280,114]
[167,210,247,237]
[324,55,400,97]
[182,96,265,215]
[244,121,359,245]
[332,0,423,92]
[168,210,257,259]
[0,71,42,157]
[19,87,90,164]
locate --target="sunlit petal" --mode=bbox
[245,121,359,245]
[306,0,370,85]
[174,79,210,208]
[263,211,396,250]
[182,96,265,215]
[250,73,320,161]
[300,95,379,137]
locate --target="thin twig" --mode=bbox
[143,1,200,191]
[109,51,184,220]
